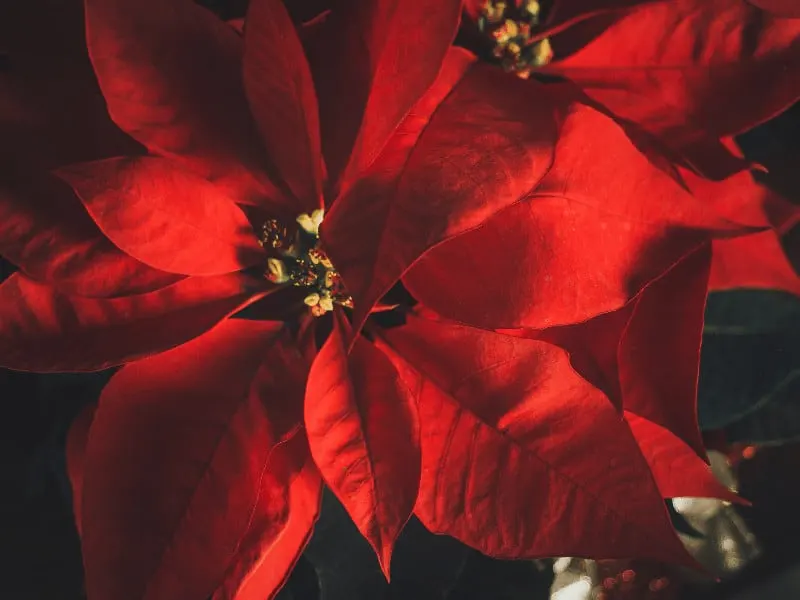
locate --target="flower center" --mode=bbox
[258,209,353,317]
[477,0,553,78]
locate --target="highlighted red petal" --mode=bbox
[0,272,266,372]
[305,317,419,577]
[213,435,322,600]
[0,171,180,296]
[405,102,728,330]
[711,229,800,296]
[625,412,742,504]
[378,315,694,565]
[325,64,556,336]
[81,320,307,600]
[57,157,264,276]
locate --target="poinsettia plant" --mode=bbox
[462,0,800,169]
[0,0,796,599]
[458,0,800,422]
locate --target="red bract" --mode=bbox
[464,0,800,178]
[702,155,800,297]
[0,1,765,598]
[402,92,781,329]
[497,247,744,513]
[366,248,748,570]
[709,193,800,297]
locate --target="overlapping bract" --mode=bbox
[1,0,798,599]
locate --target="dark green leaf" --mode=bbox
[697,290,800,431]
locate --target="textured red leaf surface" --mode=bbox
[710,229,800,296]
[0,272,265,371]
[747,0,800,17]
[378,315,694,565]
[532,247,747,505]
[318,47,473,326]
[57,157,264,276]
[81,320,309,600]
[679,166,783,229]
[0,171,180,296]
[546,0,800,160]
[538,247,714,467]
[625,413,741,503]
[324,64,557,335]
[243,0,323,212]
[531,306,632,408]
[66,403,97,537]
[403,101,732,330]
[83,0,268,203]
[304,0,462,193]
[618,245,711,458]
[305,317,419,577]
[214,437,321,600]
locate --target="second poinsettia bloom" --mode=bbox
[462,0,800,179]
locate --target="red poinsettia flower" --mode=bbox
[462,0,800,178]
[0,1,766,599]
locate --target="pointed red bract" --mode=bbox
[304,0,463,193]
[403,101,732,330]
[81,320,308,600]
[243,0,324,212]
[679,166,783,229]
[534,306,632,407]
[57,157,264,276]
[84,0,269,203]
[618,245,711,458]
[213,435,322,600]
[0,273,265,371]
[378,315,694,565]
[545,0,800,167]
[305,317,419,577]
[625,413,742,503]
[711,230,800,296]
[325,64,557,335]
[0,171,180,296]
[538,247,713,462]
